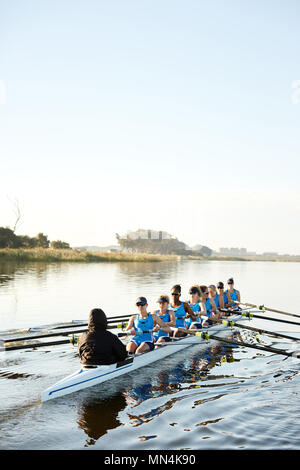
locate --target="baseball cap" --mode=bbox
[157,295,169,303]
[136,296,147,305]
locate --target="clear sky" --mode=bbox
[1,0,300,254]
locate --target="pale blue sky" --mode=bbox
[1,1,300,253]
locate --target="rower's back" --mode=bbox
[78,308,128,366]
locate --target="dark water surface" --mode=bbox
[0,260,299,449]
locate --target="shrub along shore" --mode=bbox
[0,248,180,263]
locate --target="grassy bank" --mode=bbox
[0,248,179,263]
[1,249,299,264]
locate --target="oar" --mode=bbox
[50,314,131,330]
[238,302,300,320]
[1,321,129,346]
[209,317,300,342]
[23,314,131,333]
[118,330,154,338]
[220,309,300,327]
[176,327,299,358]
[1,337,79,352]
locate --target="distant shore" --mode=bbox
[0,248,299,264]
[182,254,300,262]
[0,248,179,263]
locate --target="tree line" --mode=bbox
[0,227,71,250]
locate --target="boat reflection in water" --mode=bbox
[76,340,238,446]
[76,392,128,446]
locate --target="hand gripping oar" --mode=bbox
[118,330,151,338]
[235,302,300,320]
[176,327,299,358]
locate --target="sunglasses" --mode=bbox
[189,289,199,295]
[171,292,180,296]
[136,302,146,307]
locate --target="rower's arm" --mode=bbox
[153,314,173,334]
[199,302,207,316]
[218,295,225,309]
[125,315,135,331]
[237,290,241,302]
[225,294,233,307]
[210,298,221,319]
[210,298,217,313]
[184,302,197,321]
[168,310,176,327]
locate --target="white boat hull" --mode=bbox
[42,313,246,402]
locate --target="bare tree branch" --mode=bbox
[7,196,22,233]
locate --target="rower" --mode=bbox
[185,285,206,330]
[152,295,175,344]
[126,297,173,354]
[224,278,241,310]
[78,308,128,366]
[200,285,221,323]
[216,281,226,309]
[170,284,196,337]
[208,284,223,316]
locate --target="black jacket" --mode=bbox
[78,309,128,366]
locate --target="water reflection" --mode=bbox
[117,261,181,283]
[126,343,238,426]
[76,342,238,443]
[0,262,50,286]
[77,393,128,446]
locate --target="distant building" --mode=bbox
[125,229,172,241]
[219,247,248,256]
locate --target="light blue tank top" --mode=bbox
[205,298,213,317]
[133,314,154,343]
[225,289,237,305]
[213,294,219,308]
[185,301,201,327]
[153,310,170,339]
[173,302,186,327]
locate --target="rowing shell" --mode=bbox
[42,312,247,402]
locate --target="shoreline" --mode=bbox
[0,248,179,263]
[182,255,300,262]
[0,248,299,264]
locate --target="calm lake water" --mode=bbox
[0,259,300,450]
